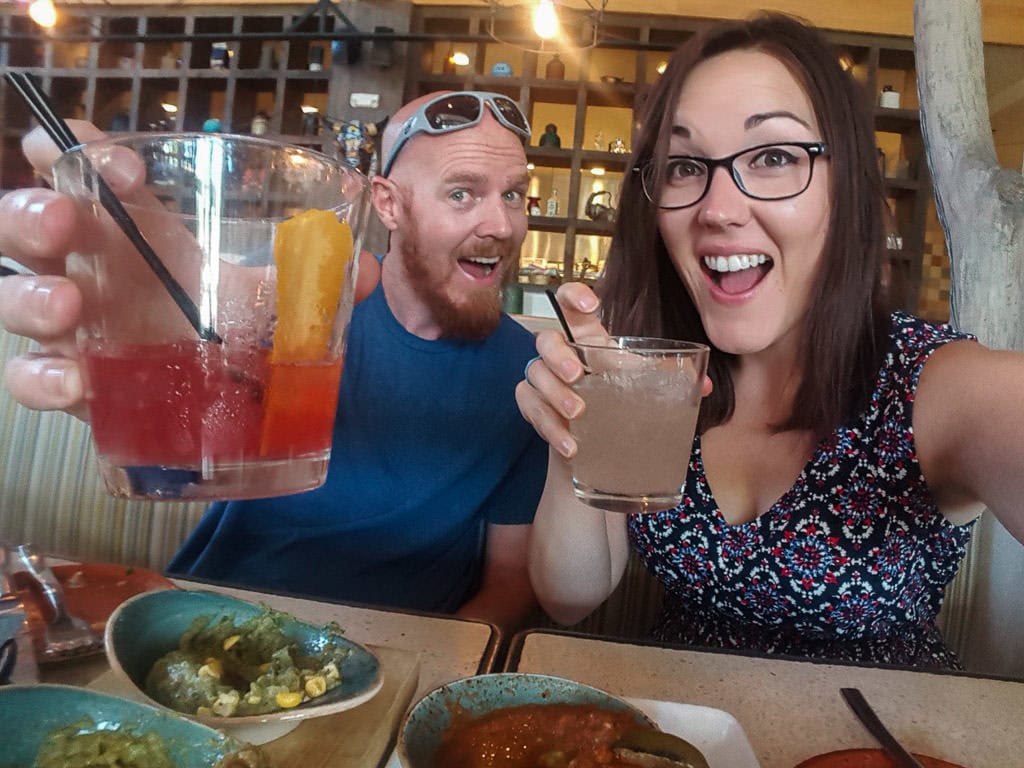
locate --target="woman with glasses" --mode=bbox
[518,12,1024,668]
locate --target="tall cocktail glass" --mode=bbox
[51,133,370,500]
[568,336,709,514]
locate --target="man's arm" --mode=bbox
[456,523,537,634]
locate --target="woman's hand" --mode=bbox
[516,282,608,458]
[516,282,714,459]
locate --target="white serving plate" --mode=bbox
[384,695,761,768]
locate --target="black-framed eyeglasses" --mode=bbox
[381,91,532,177]
[635,141,829,210]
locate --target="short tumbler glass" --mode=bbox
[52,133,370,501]
[568,336,709,514]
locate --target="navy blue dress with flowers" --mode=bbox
[628,312,976,669]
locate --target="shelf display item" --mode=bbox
[491,62,513,77]
[251,111,269,136]
[546,188,560,216]
[879,84,901,108]
[539,123,561,148]
[210,42,229,69]
[309,45,324,71]
[545,53,565,79]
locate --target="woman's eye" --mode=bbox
[751,148,797,168]
[666,158,706,180]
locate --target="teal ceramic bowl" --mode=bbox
[0,683,254,767]
[397,672,656,768]
[105,589,383,743]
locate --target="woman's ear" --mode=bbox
[370,176,401,232]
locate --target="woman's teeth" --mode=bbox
[703,254,770,272]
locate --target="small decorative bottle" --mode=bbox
[308,45,324,71]
[545,53,565,79]
[545,188,560,217]
[442,45,457,75]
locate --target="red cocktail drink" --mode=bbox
[83,341,343,499]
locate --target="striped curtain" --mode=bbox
[0,327,983,662]
[0,330,205,570]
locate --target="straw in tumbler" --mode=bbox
[3,71,221,343]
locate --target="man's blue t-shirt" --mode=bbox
[168,281,547,612]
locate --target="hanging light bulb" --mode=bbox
[533,0,560,40]
[28,0,57,29]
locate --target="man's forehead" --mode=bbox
[381,91,451,161]
[393,112,526,173]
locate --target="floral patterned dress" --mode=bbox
[628,312,976,669]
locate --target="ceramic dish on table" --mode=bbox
[104,589,383,744]
[795,749,966,768]
[0,683,263,767]
[395,671,761,768]
[13,561,175,633]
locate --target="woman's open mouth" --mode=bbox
[702,253,773,296]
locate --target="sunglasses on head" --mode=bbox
[381,91,532,177]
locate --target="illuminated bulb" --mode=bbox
[451,51,470,66]
[161,103,178,114]
[590,167,606,176]
[28,0,57,28]
[526,163,535,171]
[656,61,667,75]
[300,105,319,114]
[533,0,560,40]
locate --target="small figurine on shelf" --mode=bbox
[250,111,269,136]
[201,118,222,133]
[608,137,628,154]
[539,123,561,148]
[210,42,229,70]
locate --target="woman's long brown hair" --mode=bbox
[599,12,891,437]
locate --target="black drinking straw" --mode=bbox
[4,71,221,343]
[544,287,577,344]
[545,287,591,371]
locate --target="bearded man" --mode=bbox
[168,93,546,627]
[0,92,547,630]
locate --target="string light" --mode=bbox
[28,0,57,28]
[533,0,560,40]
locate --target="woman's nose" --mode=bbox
[696,165,751,228]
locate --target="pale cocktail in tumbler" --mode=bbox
[568,337,709,514]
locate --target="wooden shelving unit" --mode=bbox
[0,4,931,311]
[405,6,932,312]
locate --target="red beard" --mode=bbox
[400,236,514,342]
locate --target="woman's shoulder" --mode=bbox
[888,311,976,348]
[885,311,976,369]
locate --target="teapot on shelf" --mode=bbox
[585,190,616,223]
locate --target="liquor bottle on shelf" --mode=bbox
[546,188,560,216]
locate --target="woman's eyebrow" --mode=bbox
[745,110,811,129]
